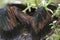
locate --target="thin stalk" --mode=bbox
[35,0,38,7]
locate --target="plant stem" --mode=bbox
[35,0,38,7]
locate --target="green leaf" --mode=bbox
[51,25,56,29]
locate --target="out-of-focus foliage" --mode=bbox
[0,0,22,8]
[52,4,60,18]
[0,0,59,13]
[22,0,56,13]
[22,0,42,13]
[0,0,4,8]
[46,4,60,40]
[46,24,60,40]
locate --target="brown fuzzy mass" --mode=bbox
[7,6,52,34]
